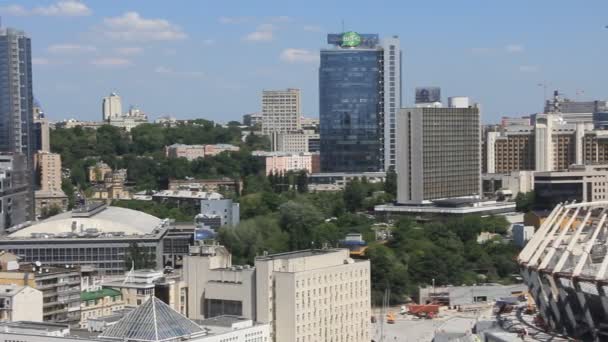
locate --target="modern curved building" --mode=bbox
[518,201,608,341]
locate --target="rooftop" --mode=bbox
[100,297,205,342]
[153,190,223,200]
[255,248,343,261]
[81,288,122,302]
[0,284,26,297]
[198,315,250,328]
[6,206,166,239]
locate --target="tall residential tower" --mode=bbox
[319,32,401,172]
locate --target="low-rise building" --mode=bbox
[0,297,270,342]
[0,285,43,322]
[253,151,318,175]
[168,177,243,194]
[34,189,69,218]
[184,244,254,321]
[196,198,240,229]
[55,119,104,130]
[0,204,171,275]
[165,144,240,161]
[88,162,113,183]
[270,130,320,153]
[309,172,386,191]
[418,284,527,306]
[79,288,124,329]
[534,164,608,209]
[101,269,187,315]
[152,190,223,210]
[242,112,263,127]
[482,171,535,199]
[0,264,81,325]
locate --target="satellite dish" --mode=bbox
[35,261,42,267]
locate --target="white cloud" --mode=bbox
[280,48,319,63]
[90,58,131,67]
[154,66,204,78]
[0,1,90,16]
[519,65,539,73]
[115,47,143,55]
[0,4,28,16]
[244,24,274,42]
[48,43,96,54]
[303,25,323,33]
[32,58,50,65]
[218,16,251,24]
[33,0,91,16]
[102,12,187,42]
[505,44,524,53]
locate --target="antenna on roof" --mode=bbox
[341,19,345,33]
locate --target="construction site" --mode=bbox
[370,283,572,341]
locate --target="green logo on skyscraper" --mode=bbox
[341,31,361,47]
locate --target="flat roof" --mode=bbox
[255,248,342,261]
[375,202,516,215]
[198,315,250,328]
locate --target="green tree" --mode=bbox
[384,167,397,197]
[515,191,535,212]
[296,170,308,193]
[343,179,366,212]
[124,242,156,269]
[279,201,324,250]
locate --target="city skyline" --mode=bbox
[2,0,607,123]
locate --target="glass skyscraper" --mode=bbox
[0,28,34,227]
[319,32,401,172]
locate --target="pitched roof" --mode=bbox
[100,297,205,341]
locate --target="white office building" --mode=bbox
[256,249,371,342]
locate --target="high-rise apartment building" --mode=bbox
[319,32,401,172]
[261,89,301,134]
[102,92,122,121]
[34,151,61,192]
[0,28,34,161]
[255,249,370,342]
[396,99,481,204]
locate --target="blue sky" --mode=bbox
[2,0,608,123]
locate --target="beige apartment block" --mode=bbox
[256,249,371,342]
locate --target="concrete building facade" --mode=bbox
[101,93,122,121]
[0,285,43,322]
[253,151,316,175]
[396,103,481,204]
[534,164,608,209]
[34,151,61,192]
[165,144,240,161]
[196,198,240,229]
[261,88,301,135]
[255,249,371,342]
[271,130,320,153]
